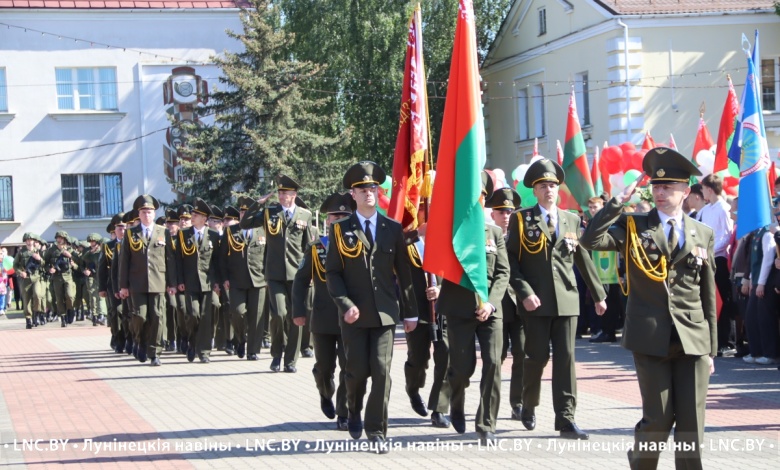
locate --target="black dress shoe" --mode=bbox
[237,342,246,359]
[26,318,33,329]
[132,344,139,359]
[262,339,270,349]
[284,364,297,373]
[510,405,523,420]
[301,348,314,358]
[408,391,428,417]
[521,407,536,431]
[368,435,390,454]
[199,355,211,364]
[180,339,188,355]
[60,316,68,327]
[590,332,617,343]
[430,411,451,428]
[477,431,497,446]
[347,412,363,440]
[150,357,162,367]
[125,339,134,355]
[165,341,176,352]
[225,341,235,356]
[320,396,336,419]
[336,416,349,431]
[247,353,258,361]
[270,357,281,372]
[138,349,148,363]
[450,410,466,434]
[559,422,589,440]
[187,347,196,363]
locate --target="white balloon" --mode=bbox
[609,172,626,197]
[516,164,530,180]
[529,155,545,165]
[696,150,715,177]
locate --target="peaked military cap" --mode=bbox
[209,205,224,220]
[55,230,69,240]
[294,197,309,211]
[320,192,355,215]
[643,147,701,185]
[122,209,139,224]
[481,170,495,198]
[87,233,102,243]
[486,187,521,210]
[277,175,302,192]
[343,161,386,189]
[165,208,179,223]
[523,158,565,188]
[237,196,253,211]
[133,194,160,211]
[107,212,126,233]
[155,216,166,225]
[223,206,240,221]
[192,198,213,217]
[177,204,193,219]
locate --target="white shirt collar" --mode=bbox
[355,211,378,228]
[538,205,558,221]
[656,210,683,228]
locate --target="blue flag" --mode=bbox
[735,36,772,239]
[727,31,759,167]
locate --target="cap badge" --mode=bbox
[656,169,666,177]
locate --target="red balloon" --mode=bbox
[632,149,648,171]
[619,142,636,155]
[601,146,623,174]
[723,176,739,196]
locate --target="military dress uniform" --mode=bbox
[44,231,77,326]
[13,233,46,328]
[117,196,177,365]
[240,175,316,372]
[506,158,606,439]
[325,162,419,449]
[580,147,716,469]
[99,213,126,353]
[177,199,221,363]
[174,204,193,353]
[220,197,268,361]
[82,233,107,325]
[116,210,138,355]
[208,205,231,353]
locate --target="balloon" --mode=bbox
[529,155,545,165]
[623,169,642,188]
[601,146,623,174]
[515,180,537,207]
[493,168,506,186]
[632,149,648,171]
[609,172,626,197]
[619,142,636,155]
[723,176,739,196]
[696,150,715,177]
[512,164,529,183]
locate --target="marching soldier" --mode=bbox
[82,233,106,326]
[177,198,221,363]
[240,176,316,373]
[486,187,525,421]
[175,204,193,353]
[437,174,509,444]
[118,196,177,366]
[163,209,181,352]
[44,231,77,327]
[325,161,418,452]
[208,205,232,354]
[99,213,126,353]
[506,158,606,440]
[292,192,352,431]
[13,233,46,329]
[580,148,716,469]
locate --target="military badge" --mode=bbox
[528,230,534,237]
[563,232,579,253]
[156,237,166,246]
[295,220,308,229]
[485,239,497,253]
[656,169,666,177]
[257,236,266,245]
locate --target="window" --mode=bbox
[575,72,591,126]
[0,176,13,221]
[61,173,122,219]
[761,58,777,112]
[532,83,545,137]
[517,88,529,140]
[538,8,547,36]
[0,68,7,112]
[55,67,118,111]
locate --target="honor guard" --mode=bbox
[99,213,127,352]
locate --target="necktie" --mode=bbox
[144,228,151,241]
[245,229,251,241]
[667,219,679,259]
[364,220,374,248]
[547,214,556,244]
[285,210,292,223]
[196,231,202,244]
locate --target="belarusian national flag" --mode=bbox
[693,117,714,163]
[562,89,595,210]
[714,75,739,174]
[591,146,603,197]
[423,0,488,302]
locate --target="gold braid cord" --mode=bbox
[311,245,327,283]
[516,214,547,261]
[618,216,667,296]
[178,230,197,257]
[407,243,422,268]
[333,223,364,267]
[226,228,246,256]
[265,210,282,236]
[103,243,114,261]
[127,231,145,252]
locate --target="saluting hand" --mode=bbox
[618,172,644,204]
[344,306,360,324]
[522,295,541,312]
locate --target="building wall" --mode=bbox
[0,9,243,244]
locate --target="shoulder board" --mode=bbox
[297,207,312,215]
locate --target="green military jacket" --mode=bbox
[219,224,267,289]
[80,247,102,280]
[240,200,316,282]
[325,212,418,328]
[293,237,341,336]
[98,239,118,293]
[506,205,606,316]
[118,225,176,294]
[176,226,220,293]
[580,198,717,357]
[436,225,510,320]
[44,244,76,278]
[14,246,44,280]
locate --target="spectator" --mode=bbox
[0,249,11,316]
[686,184,706,219]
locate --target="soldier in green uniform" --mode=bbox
[99,213,126,353]
[486,187,525,421]
[161,210,180,352]
[44,231,78,327]
[13,233,46,329]
[325,162,419,452]
[118,196,177,366]
[240,175,316,373]
[436,174,510,445]
[208,205,231,354]
[71,238,88,321]
[293,192,353,431]
[82,233,106,326]
[177,198,221,364]
[118,210,138,355]
[506,158,606,440]
[580,147,716,469]
[175,205,193,353]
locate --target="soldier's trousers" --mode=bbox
[175,292,187,343]
[21,276,45,319]
[165,292,177,345]
[523,315,577,429]
[502,315,525,409]
[214,291,231,347]
[106,291,126,346]
[268,280,301,366]
[73,279,86,312]
[129,292,165,358]
[261,290,270,342]
[85,278,106,317]
[51,274,75,315]
[447,315,502,433]
[230,286,264,355]
[312,332,348,419]
[404,319,451,414]
[185,290,217,357]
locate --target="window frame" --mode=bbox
[0,176,13,221]
[517,87,529,141]
[538,8,547,37]
[60,173,123,219]
[575,72,591,127]
[55,67,118,111]
[0,68,7,113]
[761,58,778,112]
[532,83,546,138]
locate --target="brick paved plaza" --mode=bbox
[0,309,778,469]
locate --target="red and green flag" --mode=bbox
[693,116,714,163]
[562,89,595,210]
[714,75,739,174]
[591,145,603,197]
[423,0,488,302]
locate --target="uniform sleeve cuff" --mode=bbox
[404,317,418,322]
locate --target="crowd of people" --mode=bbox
[6,151,777,465]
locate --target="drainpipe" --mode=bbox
[617,19,631,143]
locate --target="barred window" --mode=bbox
[61,173,122,219]
[0,176,13,220]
